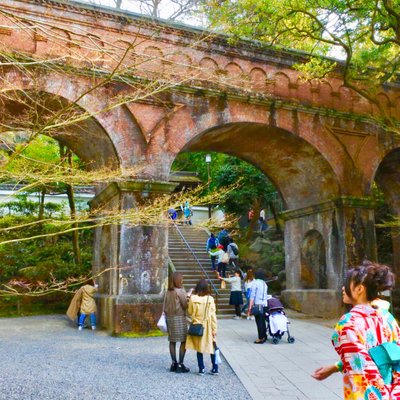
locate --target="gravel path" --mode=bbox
[0,315,251,400]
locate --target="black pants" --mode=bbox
[218,262,227,277]
[254,308,267,340]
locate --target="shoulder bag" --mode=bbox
[157,292,168,333]
[251,281,266,316]
[188,296,210,337]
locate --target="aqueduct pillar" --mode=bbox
[281,197,378,317]
[90,181,176,334]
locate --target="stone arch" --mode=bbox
[165,51,193,78]
[337,85,352,112]
[375,92,391,117]
[319,81,333,108]
[173,121,340,210]
[273,72,290,98]
[0,89,119,170]
[297,79,313,104]
[300,230,327,289]
[141,45,164,75]
[352,92,373,115]
[224,62,245,86]
[372,148,400,278]
[1,68,146,170]
[249,68,267,92]
[199,57,219,82]
[80,34,105,67]
[39,28,71,58]
[111,40,137,69]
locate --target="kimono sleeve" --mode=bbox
[332,315,374,375]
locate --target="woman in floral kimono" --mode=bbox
[312,261,400,399]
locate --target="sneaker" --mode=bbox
[233,316,240,320]
[176,363,190,373]
[246,316,251,320]
[78,326,83,331]
[209,370,219,376]
[251,316,255,320]
[91,326,96,331]
[170,362,178,372]
[198,369,205,376]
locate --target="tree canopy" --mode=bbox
[205,0,400,127]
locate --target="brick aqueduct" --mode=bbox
[1,0,400,332]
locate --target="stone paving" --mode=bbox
[217,311,343,400]
[0,312,344,400]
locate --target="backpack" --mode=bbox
[231,244,239,256]
[208,237,217,249]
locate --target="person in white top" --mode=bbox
[216,270,243,319]
[248,269,269,343]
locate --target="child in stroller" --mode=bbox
[266,297,295,344]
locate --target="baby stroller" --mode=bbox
[266,297,295,344]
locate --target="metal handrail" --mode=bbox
[170,220,220,301]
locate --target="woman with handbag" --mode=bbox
[312,261,400,399]
[165,272,190,373]
[186,279,219,376]
[248,269,269,344]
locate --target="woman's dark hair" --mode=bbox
[344,260,395,301]
[234,269,242,279]
[210,233,215,238]
[168,272,183,291]
[195,279,210,296]
[254,268,266,281]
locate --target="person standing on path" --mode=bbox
[67,280,98,331]
[165,272,190,373]
[312,261,400,399]
[248,269,269,344]
[186,279,219,376]
[216,270,243,319]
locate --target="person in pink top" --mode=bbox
[312,261,400,399]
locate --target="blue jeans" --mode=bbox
[197,352,218,373]
[78,313,96,328]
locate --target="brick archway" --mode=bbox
[175,121,340,209]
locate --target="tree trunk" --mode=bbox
[38,187,46,220]
[246,197,261,240]
[268,200,283,236]
[60,144,81,265]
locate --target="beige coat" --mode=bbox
[186,295,217,355]
[66,285,97,321]
[66,286,83,322]
[80,285,97,314]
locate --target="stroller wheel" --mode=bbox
[288,336,295,344]
[272,337,279,345]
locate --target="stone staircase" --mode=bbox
[168,225,236,319]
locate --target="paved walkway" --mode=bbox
[218,312,343,400]
[0,313,343,399]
